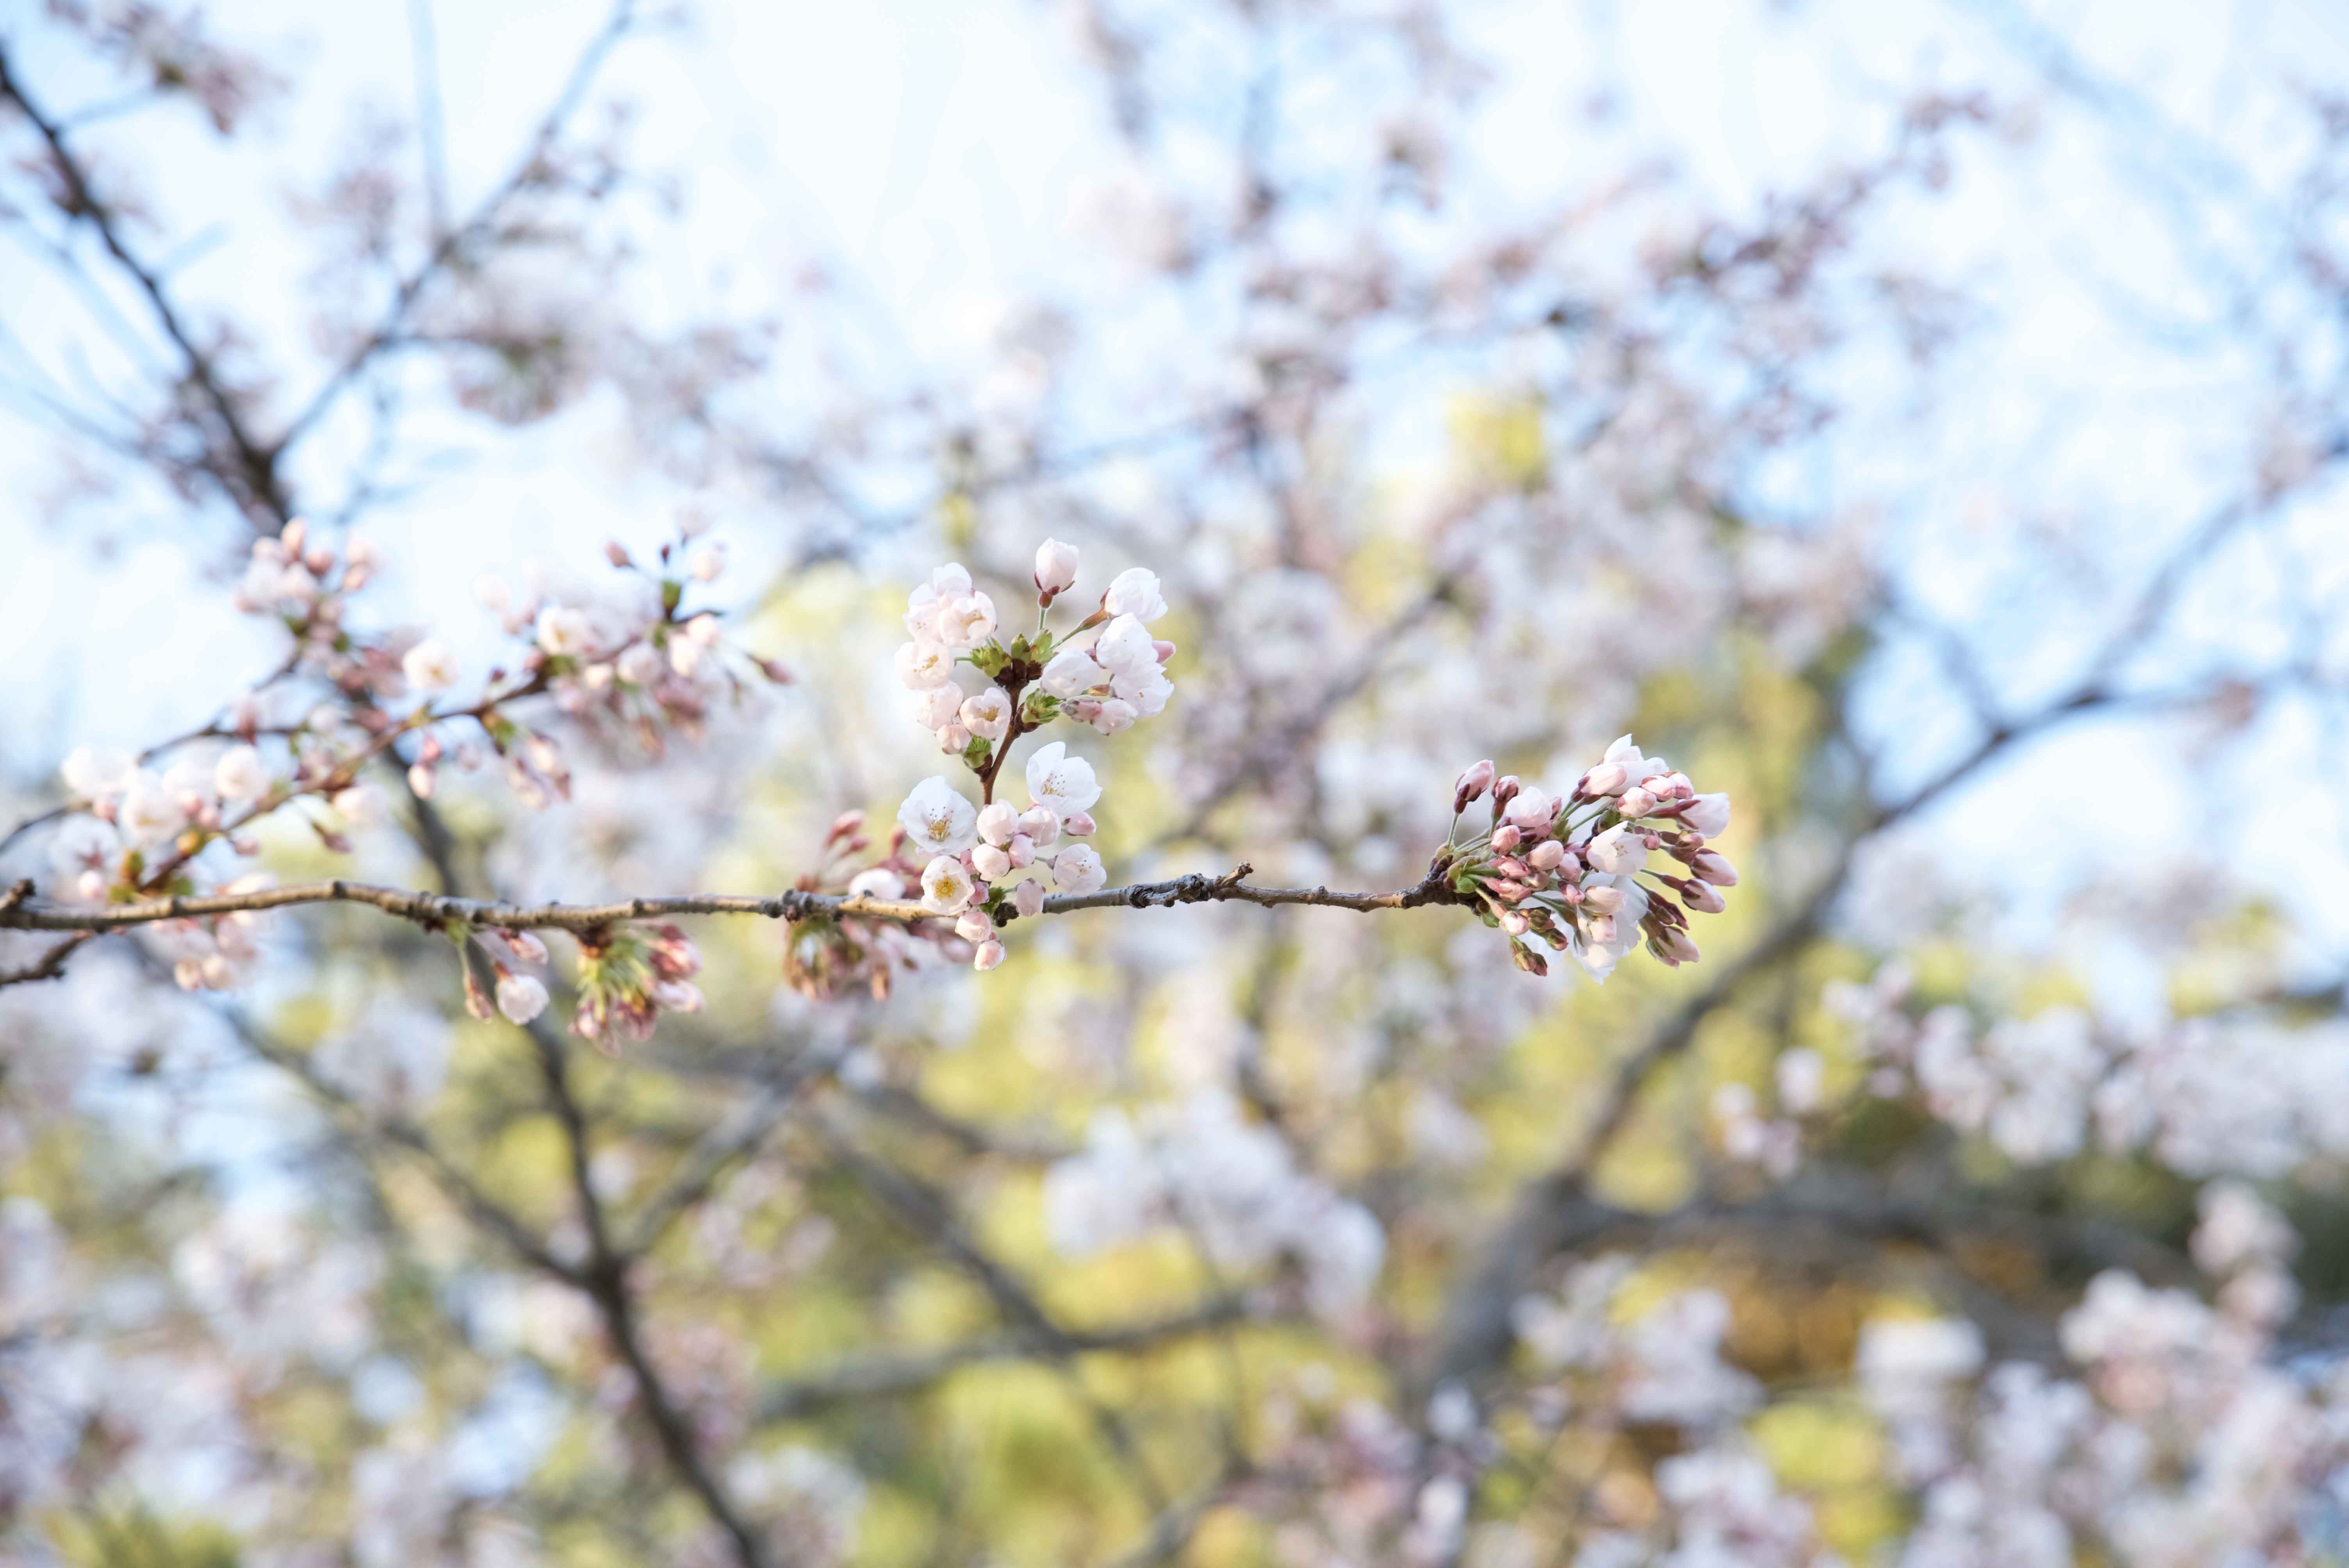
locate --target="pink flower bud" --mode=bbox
[1034,538,1080,602]
[649,925,702,980]
[1684,793,1731,837]
[1527,839,1565,872]
[1491,824,1522,853]
[1013,879,1045,918]
[1681,880,1726,914]
[971,843,1012,880]
[1501,910,1531,936]
[973,939,1007,972]
[1153,640,1177,663]
[1493,856,1532,880]
[937,723,971,754]
[1062,810,1096,837]
[1651,927,1700,966]
[975,800,1021,847]
[1454,759,1496,813]
[1581,885,1626,915]
[280,517,308,557]
[1018,805,1059,847]
[1491,774,1520,816]
[955,910,995,943]
[604,541,633,568]
[1617,787,1657,819]
[1581,762,1629,797]
[1691,850,1738,887]
[408,761,437,799]
[1007,833,1035,869]
[828,809,866,842]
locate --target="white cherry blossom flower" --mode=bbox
[936,592,998,651]
[402,639,460,693]
[1089,699,1136,734]
[1112,665,1173,717]
[960,686,1013,743]
[895,641,956,690]
[617,642,664,686]
[214,745,269,804]
[911,684,962,728]
[536,606,596,657]
[1102,567,1167,622]
[897,777,978,857]
[118,770,185,846]
[1586,822,1647,876]
[1041,647,1106,698]
[62,745,134,800]
[1093,613,1157,675]
[1053,843,1107,894]
[1025,741,1102,818]
[920,855,977,915]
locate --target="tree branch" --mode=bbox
[0,862,1465,940]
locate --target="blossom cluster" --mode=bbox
[37,517,767,1033]
[1041,1090,1385,1319]
[1439,735,1736,981]
[1830,962,2349,1179]
[1846,1190,2344,1567]
[876,540,1174,971]
[565,921,704,1048]
[1511,1262,1827,1566]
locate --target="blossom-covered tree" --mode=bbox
[7,2,2349,1565]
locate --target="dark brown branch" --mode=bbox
[523,1017,773,1568]
[0,45,291,524]
[754,1298,1265,1423]
[0,863,1462,938]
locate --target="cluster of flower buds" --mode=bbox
[455,927,556,1026]
[567,922,703,1048]
[782,809,943,1000]
[37,517,786,1019]
[895,541,1174,763]
[469,515,789,794]
[231,518,404,699]
[1438,735,1735,981]
[868,542,1168,971]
